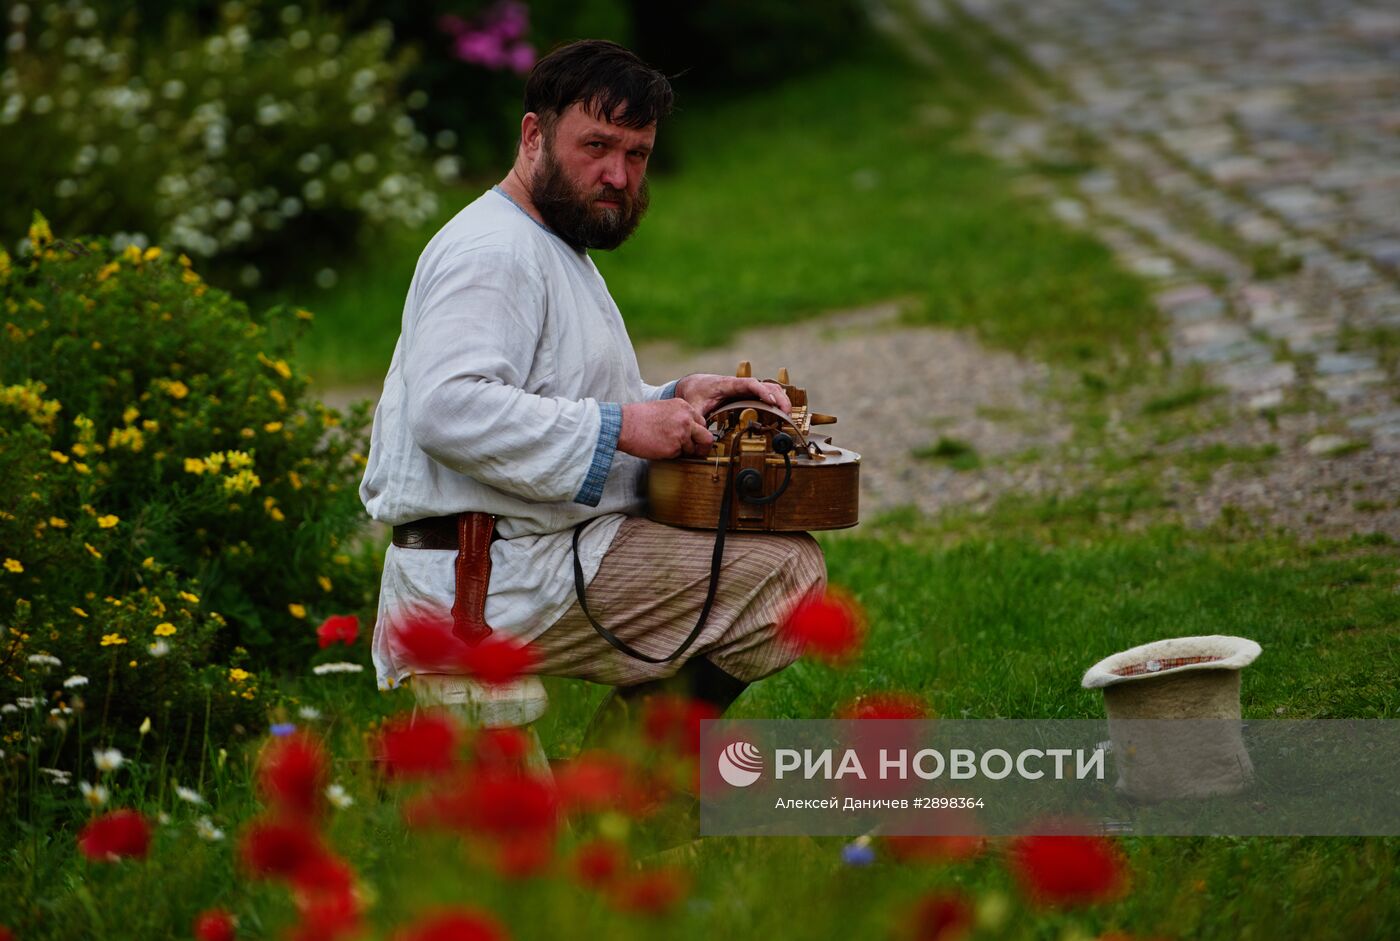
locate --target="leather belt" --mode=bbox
[392,512,497,646]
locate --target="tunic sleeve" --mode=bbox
[402,245,610,504]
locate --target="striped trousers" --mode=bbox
[527,517,827,685]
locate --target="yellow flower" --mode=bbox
[226,451,253,470]
[228,667,251,683]
[178,253,192,268]
[153,622,176,637]
[97,515,119,529]
[96,261,121,282]
[73,462,91,475]
[240,427,255,439]
[141,419,159,432]
[143,246,162,262]
[288,603,307,619]
[50,517,68,528]
[268,388,287,410]
[123,244,142,264]
[85,543,102,559]
[295,308,314,321]
[122,406,140,424]
[50,450,69,464]
[288,471,303,490]
[100,633,128,646]
[178,591,200,604]
[223,469,261,495]
[72,607,88,618]
[318,576,332,592]
[162,379,189,400]
[142,556,157,570]
[108,427,145,451]
[28,212,54,248]
[333,554,350,566]
[263,421,283,433]
[3,558,22,573]
[257,352,293,380]
[71,443,88,457]
[184,457,207,475]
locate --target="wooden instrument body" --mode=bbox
[646,442,860,531]
[644,364,860,532]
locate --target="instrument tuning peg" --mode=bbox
[736,360,752,378]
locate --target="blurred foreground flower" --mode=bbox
[1009,834,1126,907]
[781,588,865,663]
[641,694,720,756]
[379,714,459,778]
[193,908,237,941]
[258,733,329,819]
[884,834,985,864]
[393,908,509,941]
[78,808,152,861]
[902,891,974,941]
[397,615,536,684]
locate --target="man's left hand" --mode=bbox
[674,373,792,418]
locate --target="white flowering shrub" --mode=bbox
[0,1,455,291]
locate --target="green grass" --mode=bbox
[911,435,982,470]
[289,36,1154,387]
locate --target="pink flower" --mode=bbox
[506,43,537,76]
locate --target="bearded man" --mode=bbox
[360,40,826,737]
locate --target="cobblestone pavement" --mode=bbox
[903,0,1400,536]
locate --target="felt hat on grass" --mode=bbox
[1082,635,1262,802]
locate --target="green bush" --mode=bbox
[0,1,448,292]
[0,214,378,704]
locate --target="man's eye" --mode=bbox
[629,150,648,160]
[587,141,606,150]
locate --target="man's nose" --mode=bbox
[599,153,628,190]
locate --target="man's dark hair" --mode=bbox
[524,39,674,132]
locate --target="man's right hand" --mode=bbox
[618,399,714,459]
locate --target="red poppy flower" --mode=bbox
[471,727,530,767]
[780,588,864,662]
[1009,834,1126,907]
[193,909,237,941]
[393,909,509,941]
[458,768,559,841]
[0,927,14,941]
[885,834,985,864]
[904,892,974,941]
[836,691,928,719]
[317,614,360,649]
[491,834,555,879]
[77,808,151,862]
[258,732,328,818]
[569,838,626,888]
[239,818,326,880]
[379,714,459,778]
[641,694,720,756]
[553,752,634,814]
[291,851,356,898]
[458,636,536,685]
[287,888,361,941]
[396,614,464,668]
[608,866,689,915]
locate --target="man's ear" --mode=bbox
[519,112,543,160]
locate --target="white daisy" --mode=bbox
[195,816,225,842]
[312,661,364,675]
[297,705,322,721]
[79,781,109,808]
[39,767,72,785]
[27,653,61,667]
[325,783,354,809]
[92,747,125,772]
[148,640,171,657]
[63,675,89,688]
[174,784,205,805]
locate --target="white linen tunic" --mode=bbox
[359,187,675,689]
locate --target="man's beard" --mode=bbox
[529,142,649,252]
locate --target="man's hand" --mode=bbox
[674,374,792,418]
[618,399,714,459]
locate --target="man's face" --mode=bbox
[527,101,655,251]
